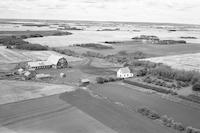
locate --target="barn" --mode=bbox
[28,55,68,69]
[47,55,68,69]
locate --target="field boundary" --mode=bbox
[123,79,171,94]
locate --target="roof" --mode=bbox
[47,55,65,65]
[118,67,131,74]
[28,61,52,67]
[81,79,90,83]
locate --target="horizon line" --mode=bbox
[0,17,199,26]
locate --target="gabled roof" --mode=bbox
[28,54,66,68]
[28,61,52,67]
[47,55,65,65]
[118,67,131,74]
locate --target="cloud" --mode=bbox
[0,0,200,24]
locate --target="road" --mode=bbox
[89,83,200,129]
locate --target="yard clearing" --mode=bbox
[142,53,200,71]
[0,80,74,105]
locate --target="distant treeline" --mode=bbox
[0,31,72,51]
[73,43,113,50]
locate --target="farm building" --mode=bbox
[117,67,134,79]
[79,79,90,87]
[28,55,68,69]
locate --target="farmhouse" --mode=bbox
[28,55,68,69]
[117,67,134,79]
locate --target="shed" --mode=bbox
[18,68,24,75]
[80,78,90,86]
[36,74,51,79]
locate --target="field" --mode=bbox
[142,53,200,71]
[89,83,200,128]
[20,50,82,62]
[25,31,133,47]
[0,94,116,133]
[0,46,82,63]
[64,41,200,57]
[0,46,30,64]
[0,80,74,105]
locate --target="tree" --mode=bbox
[192,82,200,91]
[96,77,105,84]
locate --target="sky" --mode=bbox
[0,0,200,24]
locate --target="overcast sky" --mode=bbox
[0,0,199,24]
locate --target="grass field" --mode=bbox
[0,80,74,105]
[0,94,116,133]
[89,83,200,128]
[0,46,30,64]
[142,53,200,71]
[65,41,200,56]
[0,46,82,63]
[21,50,82,62]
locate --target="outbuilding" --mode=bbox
[80,78,90,86]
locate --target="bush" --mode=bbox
[124,80,171,94]
[74,43,113,50]
[96,77,105,84]
[186,126,193,133]
[29,34,43,38]
[137,107,160,120]
[136,68,148,76]
[143,76,152,83]
[108,77,116,82]
[174,122,185,131]
[192,82,200,91]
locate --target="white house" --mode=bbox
[117,67,134,78]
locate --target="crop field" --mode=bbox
[89,83,200,128]
[65,41,200,57]
[0,94,116,133]
[142,53,200,71]
[0,80,74,105]
[0,46,30,64]
[21,50,82,62]
[0,46,82,64]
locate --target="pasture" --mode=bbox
[65,41,200,57]
[142,53,200,71]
